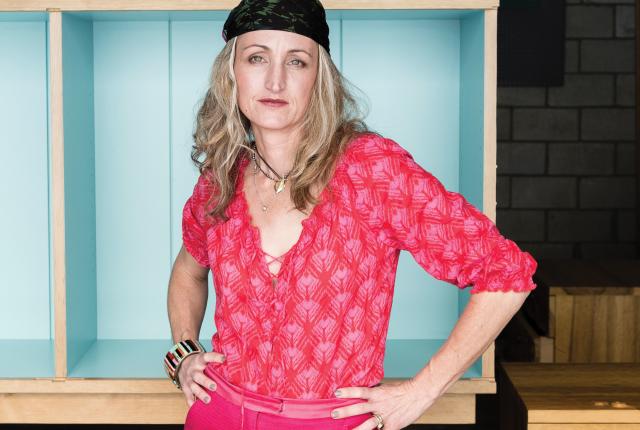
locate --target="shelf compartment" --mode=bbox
[0,11,54,378]
[59,8,489,380]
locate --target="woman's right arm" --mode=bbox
[167,245,224,407]
[167,244,209,347]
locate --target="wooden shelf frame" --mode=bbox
[0,2,499,424]
[1,0,499,12]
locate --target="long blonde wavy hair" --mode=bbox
[191,35,378,223]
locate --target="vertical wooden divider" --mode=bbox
[48,9,67,379]
[481,6,498,381]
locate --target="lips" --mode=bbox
[259,98,288,107]
[260,98,287,103]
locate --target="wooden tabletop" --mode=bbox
[501,362,640,424]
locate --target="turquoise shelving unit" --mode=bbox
[0,1,499,424]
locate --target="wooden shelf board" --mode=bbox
[502,362,640,424]
[0,0,499,12]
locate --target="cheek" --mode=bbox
[296,74,317,105]
[235,72,258,107]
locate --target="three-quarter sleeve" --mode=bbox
[349,135,538,294]
[182,171,215,268]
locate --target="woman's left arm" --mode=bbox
[333,135,538,429]
[332,290,531,430]
[414,289,530,403]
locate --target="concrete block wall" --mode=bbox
[496,0,637,259]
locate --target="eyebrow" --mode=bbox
[242,44,312,57]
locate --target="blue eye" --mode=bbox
[248,55,263,63]
[290,59,306,67]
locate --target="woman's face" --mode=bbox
[234,30,318,135]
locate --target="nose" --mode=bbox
[265,61,286,93]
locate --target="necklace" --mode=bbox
[249,143,289,212]
[252,159,275,212]
[250,141,291,194]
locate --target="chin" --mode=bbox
[255,124,292,132]
[253,117,293,130]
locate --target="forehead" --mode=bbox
[238,29,317,50]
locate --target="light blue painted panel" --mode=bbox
[0,340,54,377]
[0,12,48,22]
[170,20,225,346]
[392,252,462,338]
[93,21,171,340]
[342,18,461,183]
[64,11,230,22]
[457,11,486,315]
[459,12,485,210]
[327,19,342,70]
[0,17,52,377]
[67,338,207,378]
[51,10,488,380]
[384,339,481,378]
[62,13,98,375]
[326,10,478,20]
[63,10,477,23]
[0,21,51,346]
[342,18,463,339]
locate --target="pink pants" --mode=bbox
[184,365,373,430]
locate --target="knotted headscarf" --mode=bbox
[222,0,331,56]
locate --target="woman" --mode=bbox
[165,1,538,429]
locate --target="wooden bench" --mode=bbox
[498,362,640,429]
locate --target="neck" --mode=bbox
[251,128,298,175]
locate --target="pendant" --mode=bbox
[261,205,267,212]
[274,178,286,194]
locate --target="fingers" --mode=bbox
[331,401,371,420]
[193,368,217,392]
[203,351,226,363]
[180,352,223,407]
[189,381,212,406]
[353,416,379,430]
[183,386,197,408]
[335,386,373,400]
[183,371,217,407]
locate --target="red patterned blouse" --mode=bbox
[181,132,538,399]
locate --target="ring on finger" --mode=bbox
[372,412,384,429]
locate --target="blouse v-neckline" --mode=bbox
[234,153,342,281]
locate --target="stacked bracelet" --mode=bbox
[163,339,206,390]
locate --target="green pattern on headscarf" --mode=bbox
[222,0,330,55]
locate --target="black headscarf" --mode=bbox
[222,0,331,56]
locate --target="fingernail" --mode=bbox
[210,383,216,390]
[204,396,210,403]
[221,355,226,361]
[334,389,342,397]
[331,410,338,419]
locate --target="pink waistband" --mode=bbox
[203,364,366,419]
